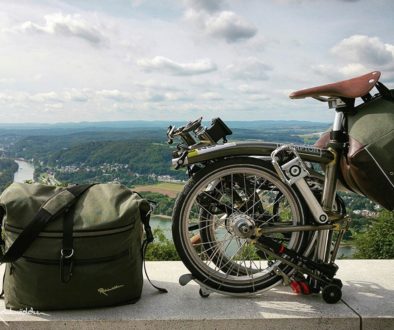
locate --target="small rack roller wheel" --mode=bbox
[322,284,342,304]
[199,288,210,298]
[331,278,343,288]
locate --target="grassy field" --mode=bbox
[133,182,184,198]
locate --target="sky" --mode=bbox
[0,0,394,123]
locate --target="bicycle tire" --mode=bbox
[172,157,311,294]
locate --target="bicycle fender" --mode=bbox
[173,142,334,167]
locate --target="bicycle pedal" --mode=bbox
[298,281,311,295]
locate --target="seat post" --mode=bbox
[321,106,345,212]
[318,105,346,263]
[332,111,344,132]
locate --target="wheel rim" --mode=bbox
[177,163,306,291]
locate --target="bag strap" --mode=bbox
[140,201,168,294]
[60,210,75,283]
[0,184,94,264]
[376,81,394,102]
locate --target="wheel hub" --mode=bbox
[227,213,256,239]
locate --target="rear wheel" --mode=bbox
[172,157,311,294]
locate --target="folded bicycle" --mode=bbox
[167,71,394,303]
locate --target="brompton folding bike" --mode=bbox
[166,71,394,303]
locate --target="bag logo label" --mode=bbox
[98,284,125,296]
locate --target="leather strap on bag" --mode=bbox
[140,201,167,294]
[0,184,95,264]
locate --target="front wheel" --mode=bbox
[172,157,311,294]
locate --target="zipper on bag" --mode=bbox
[22,249,130,266]
[4,223,135,238]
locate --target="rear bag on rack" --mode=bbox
[316,94,394,210]
[0,182,151,310]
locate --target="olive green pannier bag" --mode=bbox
[316,87,394,210]
[0,183,158,310]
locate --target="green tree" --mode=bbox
[354,211,394,259]
[0,159,18,191]
[145,228,180,261]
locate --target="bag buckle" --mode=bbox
[60,248,74,259]
[60,249,74,283]
[146,201,157,217]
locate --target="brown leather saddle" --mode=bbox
[289,71,381,100]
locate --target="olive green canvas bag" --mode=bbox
[0,182,158,310]
[315,87,394,210]
[340,92,394,210]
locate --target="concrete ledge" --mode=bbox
[0,260,393,330]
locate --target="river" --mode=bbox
[13,159,35,183]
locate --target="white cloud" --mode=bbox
[201,92,222,100]
[184,0,257,44]
[238,84,264,94]
[204,11,257,43]
[0,89,90,107]
[184,0,224,13]
[6,13,106,46]
[338,63,368,76]
[331,35,394,67]
[29,91,63,103]
[96,89,133,102]
[314,35,394,81]
[137,56,217,76]
[0,78,16,84]
[0,1,393,123]
[44,102,64,110]
[274,0,360,3]
[227,58,272,80]
[311,64,342,80]
[64,89,89,102]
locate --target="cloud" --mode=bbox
[6,13,106,46]
[0,89,92,106]
[204,11,257,43]
[274,0,360,3]
[137,56,217,76]
[184,0,224,13]
[64,89,89,102]
[331,35,394,67]
[238,84,264,94]
[201,92,222,100]
[96,89,133,102]
[337,63,368,76]
[227,58,272,80]
[29,91,63,103]
[44,102,63,110]
[314,35,394,81]
[330,35,394,80]
[184,1,257,43]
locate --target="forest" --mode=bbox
[0,159,18,191]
